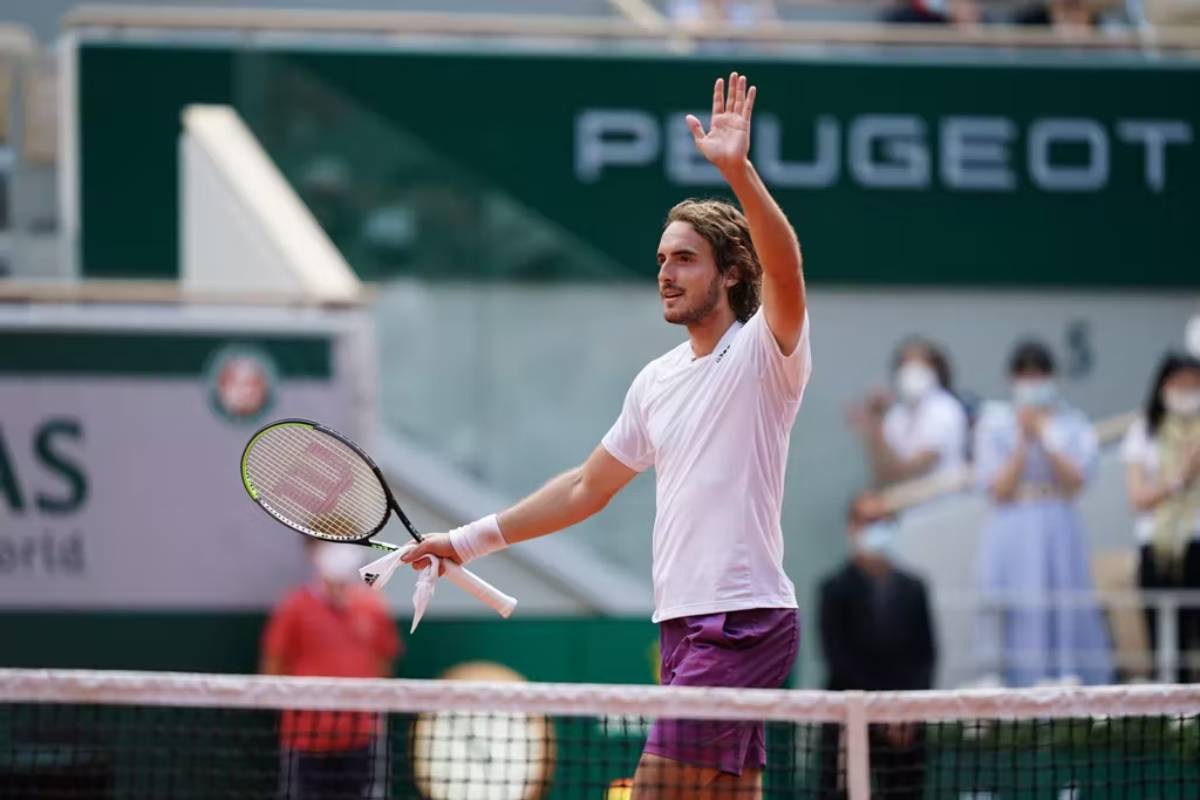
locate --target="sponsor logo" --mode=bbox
[206,345,277,423]
[576,110,1193,194]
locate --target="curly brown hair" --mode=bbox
[665,199,762,323]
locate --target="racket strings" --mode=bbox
[249,427,385,535]
[250,424,381,525]
[248,433,383,537]
[244,424,387,539]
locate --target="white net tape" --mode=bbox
[2,670,1199,722]
[6,670,1200,800]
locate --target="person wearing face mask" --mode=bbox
[975,340,1113,687]
[1122,352,1200,681]
[262,539,401,800]
[884,0,984,25]
[817,491,936,800]
[853,337,968,488]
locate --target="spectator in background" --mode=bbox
[1123,352,1200,681]
[975,340,1113,687]
[851,337,969,487]
[884,0,984,24]
[262,541,401,800]
[667,0,778,26]
[818,490,936,800]
[1014,0,1104,27]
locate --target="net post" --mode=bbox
[1157,592,1179,683]
[845,690,870,800]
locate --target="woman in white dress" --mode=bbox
[1122,352,1200,681]
[976,340,1113,686]
[855,337,968,488]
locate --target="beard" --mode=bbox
[663,271,723,326]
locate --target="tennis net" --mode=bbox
[0,669,1198,799]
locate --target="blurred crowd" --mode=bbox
[829,335,1200,689]
[667,0,1139,29]
[883,0,1123,28]
[815,338,1199,797]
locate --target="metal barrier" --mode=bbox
[62,3,1200,52]
[947,589,1200,684]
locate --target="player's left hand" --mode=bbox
[686,72,755,174]
[401,532,461,575]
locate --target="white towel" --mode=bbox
[358,544,439,633]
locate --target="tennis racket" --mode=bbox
[240,418,516,618]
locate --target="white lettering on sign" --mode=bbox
[757,114,840,188]
[575,110,659,182]
[1029,118,1109,192]
[849,115,931,189]
[573,109,1194,194]
[1117,120,1193,192]
[941,117,1016,191]
[665,111,721,185]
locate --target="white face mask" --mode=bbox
[1013,379,1058,408]
[896,362,937,403]
[313,543,364,584]
[1164,388,1200,417]
[856,521,898,558]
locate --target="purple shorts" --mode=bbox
[644,607,800,775]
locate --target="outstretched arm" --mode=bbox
[686,72,807,355]
[400,444,637,569]
[496,445,637,543]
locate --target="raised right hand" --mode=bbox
[400,533,462,575]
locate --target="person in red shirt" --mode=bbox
[262,540,401,800]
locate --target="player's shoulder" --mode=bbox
[737,306,771,343]
[639,341,691,378]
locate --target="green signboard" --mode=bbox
[77,42,1200,286]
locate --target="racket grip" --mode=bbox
[443,561,518,619]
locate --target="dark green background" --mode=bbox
[0,612,661,683]
[78,44,1200,286]
[0,331,330,377]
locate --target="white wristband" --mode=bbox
[448,514,507,565]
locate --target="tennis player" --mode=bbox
[403,71,809,799]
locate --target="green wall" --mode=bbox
[77,43,1200,286]
[0,612,664,684]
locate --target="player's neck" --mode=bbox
[687,306,738,359]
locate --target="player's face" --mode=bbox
[656,222,729,326]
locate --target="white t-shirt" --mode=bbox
[601,308,811,623]
[882,388,968,480]
[1121,416,1200,544]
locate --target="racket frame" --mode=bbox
[241,417,423,547]
[241,418,518,618]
